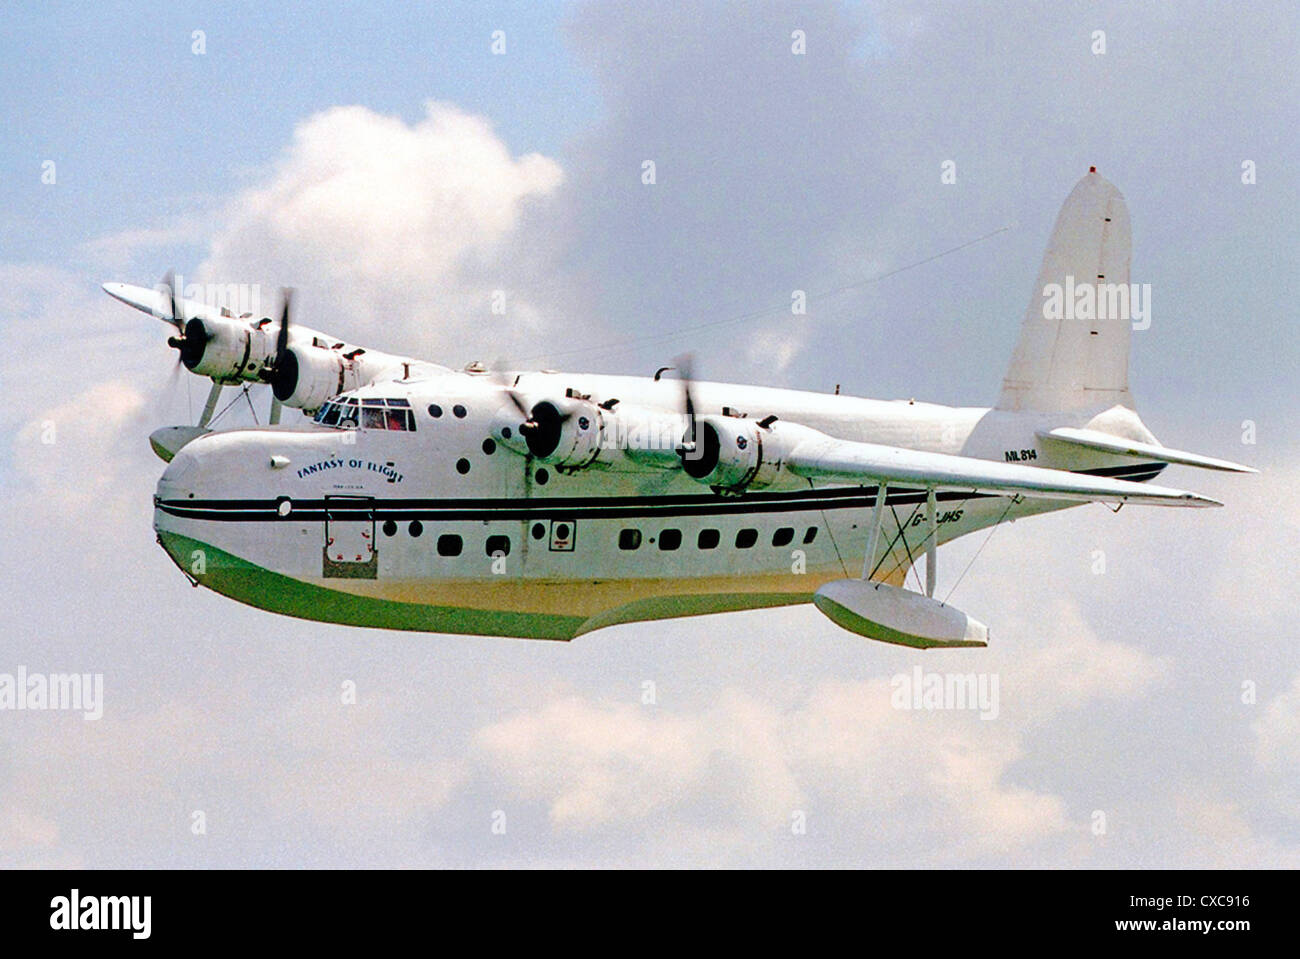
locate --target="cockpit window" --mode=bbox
[313,397,416,432]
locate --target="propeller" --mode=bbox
[489,361,530,420]
[158,269,186,361]
[674,354,706,468]
[485,362,574,458]
[155,269,218,371]
[518,401,571,458]
[264,288,298,400]
[157,269,184,335]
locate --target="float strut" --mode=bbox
[197,380,223,428]
[861,482,888,581]
[925,487,938,598]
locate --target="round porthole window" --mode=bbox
[382,519,397,537]
[453,404,467,418]
[428,404,443,418]
[276,497,293,517]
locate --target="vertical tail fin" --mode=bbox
[997,170,1135,413]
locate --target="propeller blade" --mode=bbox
[275,287,293,362]
[676,353,699,458]
[159,269,184,334]
[488,361,531,418]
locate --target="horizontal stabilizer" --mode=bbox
[1038,427,1257,473]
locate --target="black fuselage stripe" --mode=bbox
[156,463,1167,523]
[159,490,979,522]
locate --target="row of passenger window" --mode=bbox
[376,520,817,558]
[619,526,817,551]
[380,519,510,558]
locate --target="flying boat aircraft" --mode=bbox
[103,170,1253,647]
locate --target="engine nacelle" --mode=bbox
[520,398,605,469]
[679,415,791,493]
[271,345,350,411]
[180,316,276,382]
[492,399,687,472]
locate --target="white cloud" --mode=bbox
[1253,672,1300,820]
[12,380,150,514]
[198,101,567,362]
[471,609,1168,865]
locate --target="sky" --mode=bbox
[0,0,1297,867]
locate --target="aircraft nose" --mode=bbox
[157,447,200,501]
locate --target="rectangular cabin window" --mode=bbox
[618,529,641,550]
[383,407,414,431]
[437,534,463,557]
[485,534,511,557]
[658,529,682,551]
[338,401,359,429]
[736,528,758,549]
[772,527,795,547]
[803,527,818,545]
[697,529,720,550]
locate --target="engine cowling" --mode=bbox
[493,399,687,472]
[180,316,276,381]
[679,415,790,492]
[270,345,348,411]
[519,398,604,469]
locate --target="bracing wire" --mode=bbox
[941,496,1020,606]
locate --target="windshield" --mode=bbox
[313,396,414,431]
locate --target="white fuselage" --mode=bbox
[153,369,1162,639]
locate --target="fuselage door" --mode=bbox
[323,495,378,579]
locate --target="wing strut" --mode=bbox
[925,487,937,598]
[860,482,888,580]
[197,380,223,428]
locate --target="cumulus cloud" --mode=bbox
[1252,673,1300,819]
[471,607,1170,865]
[198,101,569,362]
[12,380,151,515]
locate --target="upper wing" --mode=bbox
[772,423,1220,508]
[103,280,444,411]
